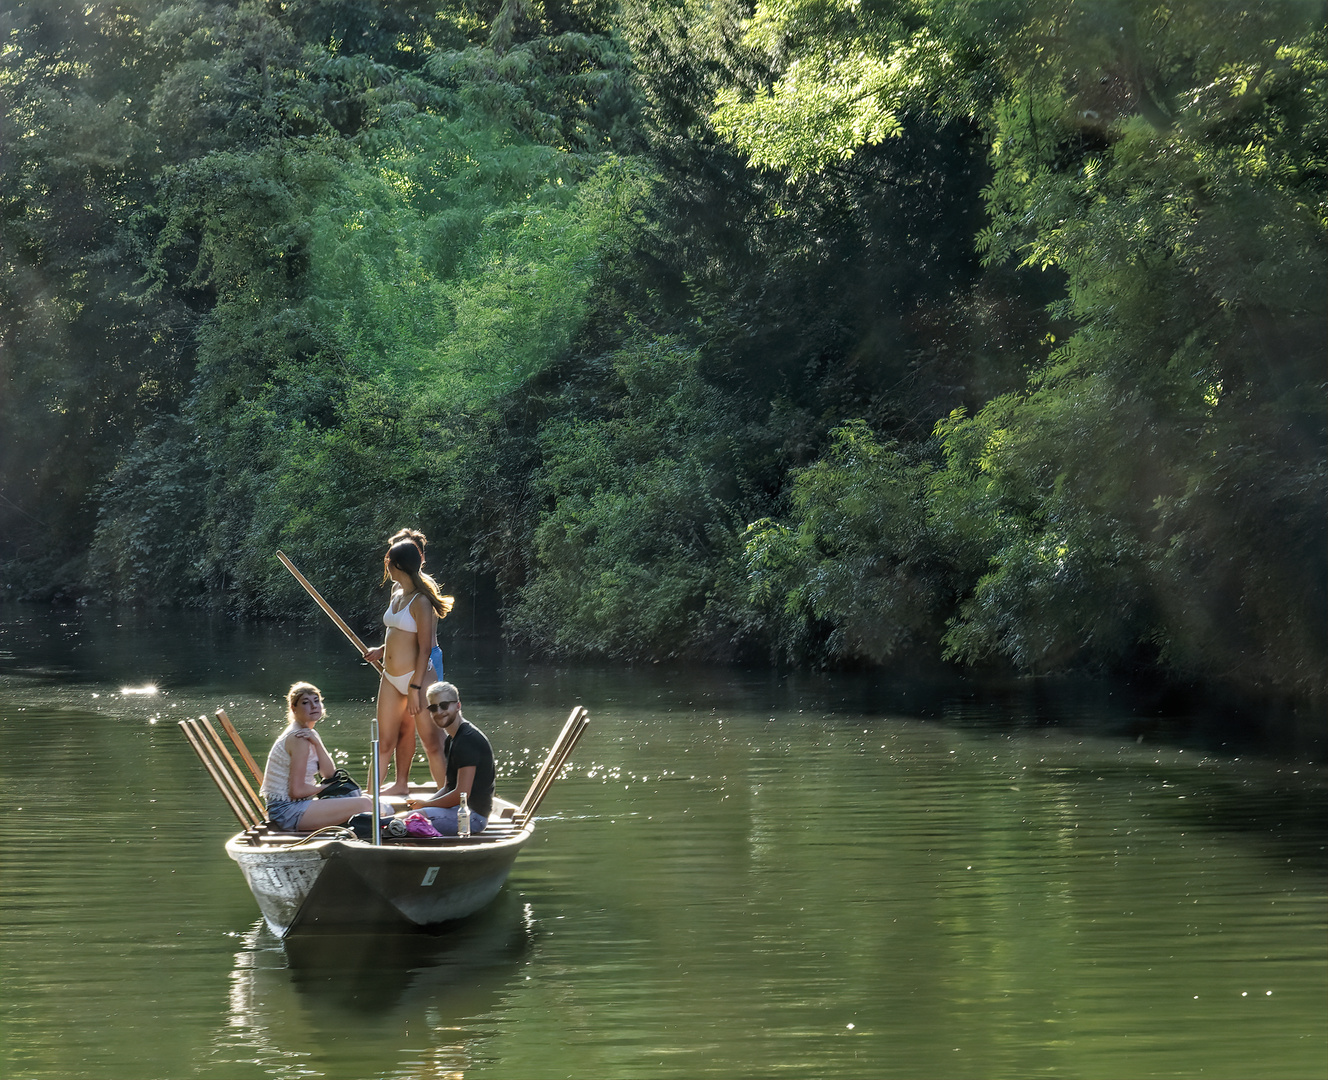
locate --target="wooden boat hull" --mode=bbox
[226,819,533,937]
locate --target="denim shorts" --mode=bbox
[265,796,312,831]
[417,805,487,836]
[429,644,444,681]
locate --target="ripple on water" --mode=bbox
[0,607,1324,1079]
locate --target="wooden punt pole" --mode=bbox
[275,550,383,673]
[216,708,263,786]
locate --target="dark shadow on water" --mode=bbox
[3,600,1321,761]
[276,888,535,1017]
[220,890,536,1069]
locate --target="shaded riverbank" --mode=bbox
[1,600,1321,761]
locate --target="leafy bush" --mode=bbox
[745,421,947,665]
[510,337,752,658]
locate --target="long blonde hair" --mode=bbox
[383,537,453,618]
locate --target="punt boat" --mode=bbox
[181,705,587,938]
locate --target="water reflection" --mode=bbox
[1,602,1324,1080]
[222,892,534,1078]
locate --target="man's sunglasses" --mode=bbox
[427,700,457,713]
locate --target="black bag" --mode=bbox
[317,769,361,800]
[346,811,403,840]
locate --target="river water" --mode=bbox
[0,603,1323,1079]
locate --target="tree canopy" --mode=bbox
[2,0,1323,702]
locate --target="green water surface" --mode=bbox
[0,605,1323,1079]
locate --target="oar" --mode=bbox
[519,712,589,823]
[216,708,263,786]
[517,706,586,816]
[275,550,383,673]
[179,718,264,830]
[200,715,265,816]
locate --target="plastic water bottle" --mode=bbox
[457,792,471,837]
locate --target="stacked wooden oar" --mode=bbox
[178,709,269,841]
[511,705,589,825]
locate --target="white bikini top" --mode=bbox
[383,591,418,633]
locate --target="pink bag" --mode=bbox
[405,812,442,838]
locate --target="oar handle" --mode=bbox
[276,550,384,673]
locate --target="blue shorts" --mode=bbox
[265,796,312,831]
[417,806,487,836]
[429,644,444,682]
[265,794,388,830]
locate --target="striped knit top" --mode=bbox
[260,724,318,803]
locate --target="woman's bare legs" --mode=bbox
[375,678,414,795]
[295,794,375,832]
[418,662,446,787]
[392,709,417,793]
[420,736,445,788]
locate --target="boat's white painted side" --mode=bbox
[227,839,328,936]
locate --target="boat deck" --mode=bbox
[234,788,528,848]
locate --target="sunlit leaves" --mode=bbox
[712,52,905,176]
[710,0,1327,689]
[301,114,645,411]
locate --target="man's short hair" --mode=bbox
[426,680,459,703]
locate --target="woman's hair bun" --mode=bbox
[388,528,427,551]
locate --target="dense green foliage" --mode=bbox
[717,0,1327,693]
[2,0,1323,700]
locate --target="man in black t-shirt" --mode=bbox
[404,681,496,834]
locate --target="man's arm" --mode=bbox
[408,766,475,810]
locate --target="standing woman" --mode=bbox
[387,528,448,687]
[386,528,452,785]
[260,682,376,832]
[363,536,453,794]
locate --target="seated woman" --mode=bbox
[259,681,378,832]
